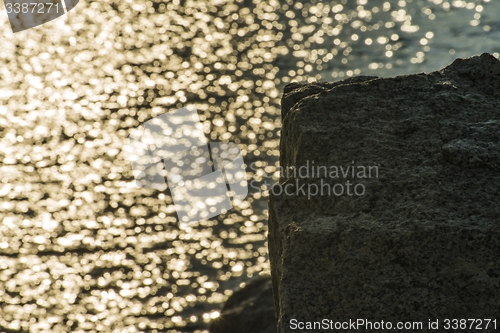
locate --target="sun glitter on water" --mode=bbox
[0,0,498,332]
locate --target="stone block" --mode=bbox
[269,53,500,332]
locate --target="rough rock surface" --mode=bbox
[269,53,500,332]
[209,275,276,333]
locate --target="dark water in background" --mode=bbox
[0,0,498,332]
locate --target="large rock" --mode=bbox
[209,275,276,333]
[269,53,500,332]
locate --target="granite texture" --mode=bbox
[269,53,500,332]
[209,275,276,333]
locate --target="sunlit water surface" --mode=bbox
[0,0,498,332]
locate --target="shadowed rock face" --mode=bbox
[209,276,276,333]
[269,53,500,333]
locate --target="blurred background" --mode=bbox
[0,0,498,332]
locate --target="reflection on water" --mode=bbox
[0,0,498,332]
